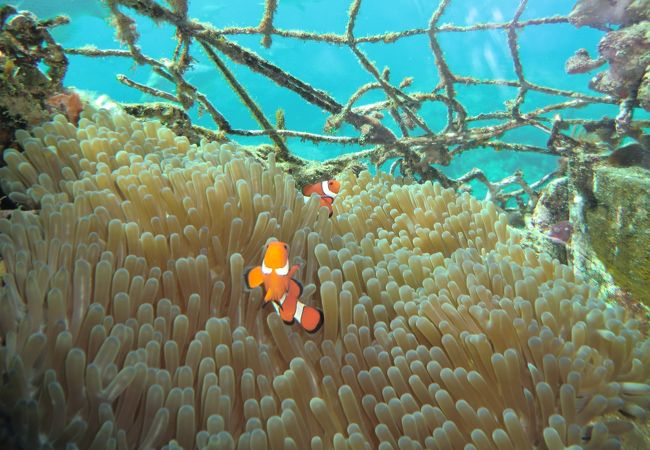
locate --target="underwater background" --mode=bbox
[1,1,649,449]
[17,0,637,196]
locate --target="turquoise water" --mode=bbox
[17,0,627,196]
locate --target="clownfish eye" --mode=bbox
[261,263,272,274]
[284,244,288,250]
[275,262,289,276]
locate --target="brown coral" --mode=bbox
[45,89,84,125]
[0,7,69,147]
[590,22,650,100]
[0,108,648,449]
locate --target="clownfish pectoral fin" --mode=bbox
[295,301,323,333]
[244,266,264,289]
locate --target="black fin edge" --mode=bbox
[290,278,304,297]
[305,309,324,334]
[243,266,254,289]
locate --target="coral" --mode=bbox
[590,23,650,101]
[567,0,650,117]
[565,49,605,75]
[569,0,635,28]
[46,89,84,125]
[0,108,649,449]
[638,69,650,111]
[0,6,68,147]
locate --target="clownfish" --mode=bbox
[302,180,340,217]
[245,241,324,333]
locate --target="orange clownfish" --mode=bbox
[302,180,340,217]
[245,241,324,333]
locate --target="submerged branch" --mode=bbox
[200,42,294,160]
[65,0,644,215]
[116,74,179,103]
[229,129,360,145]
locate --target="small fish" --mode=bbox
[302,180,340,217]
[607,143,650,170]
[245,241,324,333]
[547,220,573,245]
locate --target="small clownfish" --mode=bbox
[302,180,340,217]
[245,241,324,333]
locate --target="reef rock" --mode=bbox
[584,164,650,306]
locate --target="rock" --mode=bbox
[584,165,650,306]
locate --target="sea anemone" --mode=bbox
[0,108,648,449]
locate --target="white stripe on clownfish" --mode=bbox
[262,261,289,275]
[321,180,338,198]
[294,301,304,322]
[271,292,288,314]
[270,293,305,323]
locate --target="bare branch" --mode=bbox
[200,42,293,159]
[68,0,646,216]
[506,0,530,117]
[116,74,179,102]
[258,0,278,48]
[229,129,360,145]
